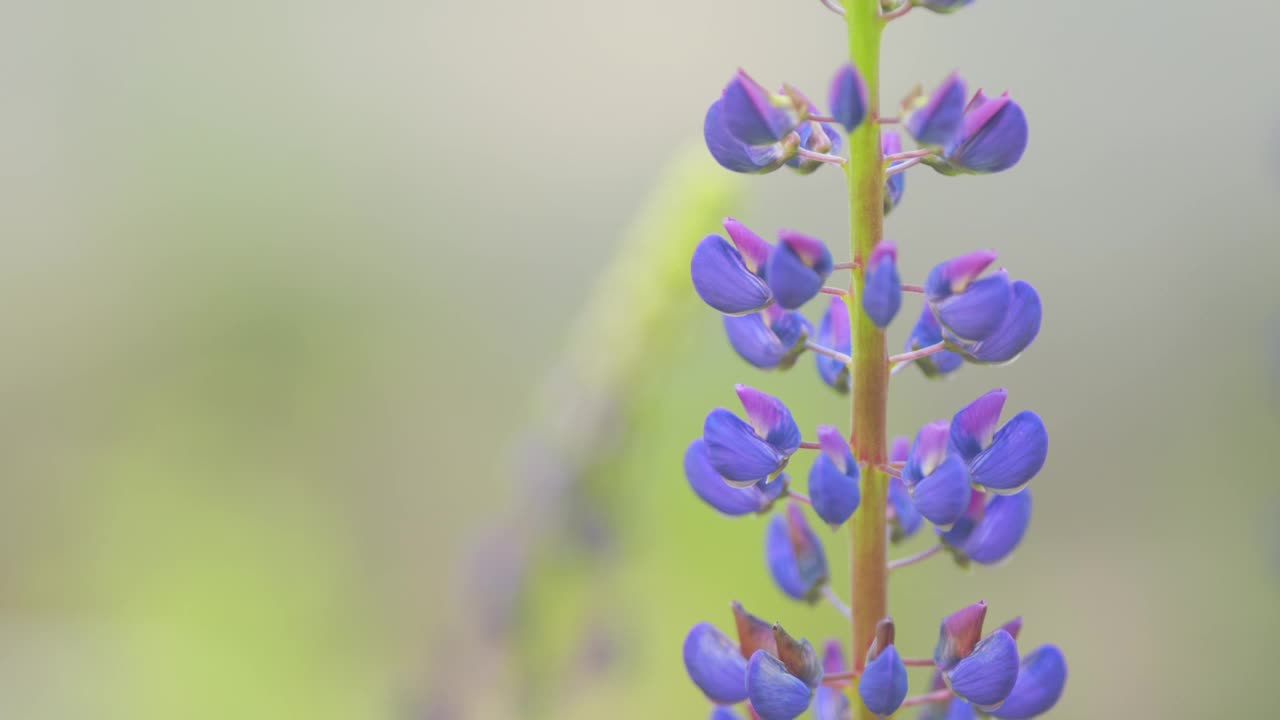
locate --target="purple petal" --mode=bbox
[889,435,910,463]
[722,69,798,145]
[808,453,861,528]
[964,491,1032,565]
[815,296,852,392]
[828,62,868,132]
[734,601,778,659]
[905,72,967,146]
[938,488,986,548]
[862,242,901,329]
[946,91,1028,174]
[723,312,796,370]
[910,454,971,527]
[906,305,963,378]
[904,420,951,482]
[934,601,988,671]
[684,622,750,703]
[704,408,787,486]
[768,231,833,309]
[723,218,773,273]
[888,477,923,541]
[692,234,773,315]
[786,120,841,175]
[774,625,823,688]
[997,617,1024,642]
[948,389,1008,462]
[704,100,789,174]
[882,130,906,215]
[816,424,853,472]
[685,439,775,516]
[970,411,1047,493]
[989,645,1067,719]
[963,280,1041,364]
[736,385,802,455]
[933,271,1012,342]
[821,639,847,674]
[710,707,744,720]
[811,685,849,720]
[924,250,1000,300]
[946,630,1020,709]
[747,650,813,720]
[765,503,828,601]
[916,0,975,12]
[858,645,909,716]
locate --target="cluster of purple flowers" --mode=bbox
[679,1,1067,718]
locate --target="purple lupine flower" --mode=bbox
[949,389,1048,494]
[765,502,829,601]
[904,305,965,378]
[704,99,793,174]
[916,670,977,720]
[925,250,1012,343]
[887,435,923,541]
[811,640,850,720]
[934,601,988,672]
[989,645,1067,719]
[905,72,967,147]
[685,439,786,516]
[767,230,834,309]
[915,0,975,13]
[945,630,1019,709]
[937,91,1029,175]
[704,385,802,485]
[684,622,751,703]
[692,228,773,315]
[787,118,844,175]
[882,130,906,215]
[710,707,744,720]
[724,305,813,370]
[953,280,1042,364]
[901,420,971,528]
[721,69,802,146]
[940,490,1032,565]
[858,619,909,717]
[815,296,852,392]
[808,424,861,527]
[747,651,812,720]
[862,241,902,329]
[829,62,868,132]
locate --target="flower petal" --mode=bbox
[858,645,909,717]
[933,272,1012,342]
[765,503,828,601]
[733,600,778,660]
[946,630,1020,709]
[989,645,1067,719]
[808,453,861,527]
[704,100,789,174]
[862,242,901,329]
[710,707,744,720]
[724,312,793,369]
[888,476,923,542]
[723,218,773,273]
[768,231,833,309]
[735,385,802,455]
[722,69,798,145]
[692,233,773,315]
[828,62,868,132]
[905,305,964,377]
[889,435,910,463]
[970,411,1047,493]
[910,454,971,528]
[904,419,951,482]
[815,296,852,391]
[905,72,967,147]
[773,624,823,688]
[882,130,906,215]
[964,491,1032,565]
[684,622,750,703]
[962,280,1041,364]
[924,250,1000,300]
[685,439,774,516]
[747,650,813,720]
[948,389,1008,462]
[934,601,987,671]
[704,408,787,486]
[945,91,1029,175]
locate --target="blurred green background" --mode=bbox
[2,1,1278,718]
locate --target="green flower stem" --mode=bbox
[844,1,889,718]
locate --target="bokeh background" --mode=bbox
[2,1,1278,718]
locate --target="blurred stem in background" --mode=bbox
[426,149,741,719]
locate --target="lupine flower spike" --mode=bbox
[682,1,1066,717]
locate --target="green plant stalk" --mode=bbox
[845,1,889,717]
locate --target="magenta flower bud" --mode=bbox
[704,99,793,174]
[767,230,834,309]
[882,130,906,215]
[950,389,1047,494]
[859,644,909,718]
[692,233,773,316]
[955,280,1042,364]
[811,640,851,720]
[684,622,751,703]
[808,425,861,527]
[685,439,785,516]
[747,650,813,720]
[704,385,802,485]
[815,296,852,392]
[724,305,813,370]
[862,241,901,329]
[765,502,829,601]
[905,72,967,147]
[905,305,965,377]
[934,601,988,671]
[989,645,1067,719]
[915,0,975,14]
[732,600,779,660]
[940,91,1029,175]
[945,630,1019,710]
[828,62,868,132]
[722,69,801,146]
[773,624,823,688]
